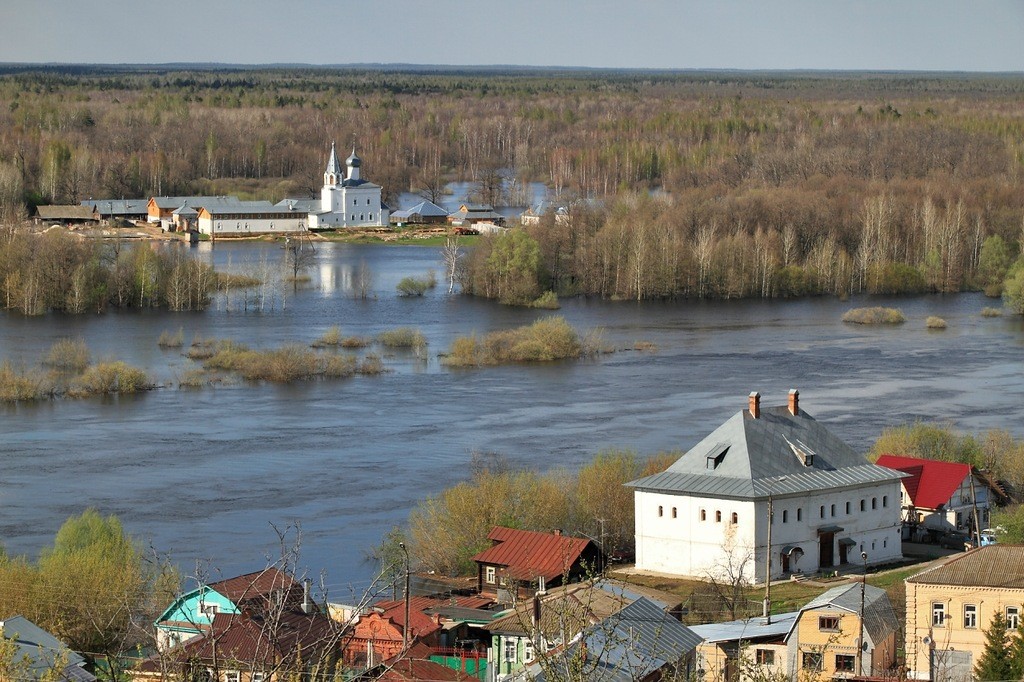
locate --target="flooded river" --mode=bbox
[1,241,1022,598]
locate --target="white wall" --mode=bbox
[198,215,306,236]
[635,480,903,583]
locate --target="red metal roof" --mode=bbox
[876,454,971,510]
[372,657,475,681]
[470,527,594,582]
[208,567,300,603]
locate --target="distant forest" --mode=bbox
[1,66,1023,303]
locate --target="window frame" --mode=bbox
[964,604,977,629]
[835,655,855,673]
[932,602,946,627]
[1008,606,1020,630]
[755,649,775,666]
[801,651,823,671]
[818,616,840,632]
[485,566,496,584]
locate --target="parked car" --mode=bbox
[938,531,971,550]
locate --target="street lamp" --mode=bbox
[398,542,411,652]
[857,551,868,676]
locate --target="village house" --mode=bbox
[515,596,701,682]
[875,454,994,541]
[0,615,96,682]
[788,582,899,679]
[307,144,389,229]
[153,568,305,651]
[690,612,799,682]
[81,198,149,224]
[447,203,505,227]
[628,390,905,584]
[471,526,602,602]
[34,204,98,226]
[905,545,1024,682]
[147,195,243,229]
[390,199,449,226]
[136,606,338,682]
[486,579,683,680]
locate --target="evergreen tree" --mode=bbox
[975,612,1012,681]
[1008,623,1024,681]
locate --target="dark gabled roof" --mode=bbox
[36,205,97,221]
[875,455,972,510]
[0,615,95,682]
[207,567,299,603]
[628,404,904,500]
[471,527,594,582]
[82,199,149,215]
[792,583,899,646]
[907,545,1024,588]
[391,200,448,219]
[339,178,381,189]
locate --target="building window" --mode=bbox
[782,509,788,523]
[198,601,218,618]
[700,509,706,521]
[485,566,496,584]
[671,507,677,518]
[835,655,855,672]
[883,495,889,508]
[797,508,802,521]
[223,672,240,682]
[830,504,836,517]
[369,213,373,220]
[845,501,851,514]
[504,638,517,662]
[252,674,264,682]
[1008,607,1020,630]
[819,505,825,519]
[932,603,946,627]
[956,512,963,527]
[353,199,357,205]
[658,506,663,517]
[819,616,840,632]
[524,638,535,662]
[756,649,775,665]
[731,512,738,524]
[872,497,877,509]
[802,652,822,671]
[860,499,866,512]
[367,199,371,205]
[716,510,722,523]
[964,604,978,629]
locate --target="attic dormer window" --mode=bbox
[784,435,815,467]
[705,443,729,470]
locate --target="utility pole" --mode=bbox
[969,468,982,548]
[763,492,773,624]
[398,542,411,652]
[596,518,607,575]
[857,551,867,677]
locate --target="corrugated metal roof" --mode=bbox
[471,527,594,582]
[208,567,299,603]
[370,657,475,681]
[0,615,93,680]
[36,205,97,220]
[907,545,1024,588]
[83,199,149,215]
[628,405,904,499]
[526,598,701,682]
[689,611,799,643]
[275,198,321,212]
[150,195,245,210]
[875,455,971,510]
[391,200,449,219]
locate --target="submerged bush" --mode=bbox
[981,307,1003,318]
[42,338,91,372]
[157,328,185,348]
[841,307,906,325]
[377,327,427,349]
[444,316,586,367]
[926,316,948,329]
[202,341,386,383]
[311,325,343,348]
[396,276,432,297]
[530,291,560,310]
[0,361,54,402]
[73,362,150,395]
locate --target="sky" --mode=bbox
[0,0,1022,72]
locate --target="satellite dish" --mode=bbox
[923,636,933,645]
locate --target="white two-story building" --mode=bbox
[628,390,905,584]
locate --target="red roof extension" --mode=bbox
[876,454,972,510]
[470,527,593,582]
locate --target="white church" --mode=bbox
[308,144,389,229]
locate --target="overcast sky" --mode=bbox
[1,0,1022,71]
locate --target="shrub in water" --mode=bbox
[841,307,906,325]
[43,338,91,372]
[158,328,185,349]
[0,361,53,402]
[311,325,343,348]
[530,291,560,310]
[74,362,149,395]
[443,316,584,367]
[396,277,430,297]
[981,307,1003,318]
[926,316,948,329]
[377,327,427,349]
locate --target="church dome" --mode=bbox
[346,150,361,167]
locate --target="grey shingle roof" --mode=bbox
[82,199,149,216]
[150,196,245,210]
[392,200,449,219]
[275,198,321,212]
[36,205,97,221]
[627,406,904,500]
[793,583,899,646]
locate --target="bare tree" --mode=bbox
[440,233,462,294]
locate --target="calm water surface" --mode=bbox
[1,242,1022,598]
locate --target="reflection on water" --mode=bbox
[1,242,1022,592]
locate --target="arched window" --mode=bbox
[883,495,888,508]
[700,509,706,521]
[797,508,803,521]
[671,507,677,518]
[657,506,663,517]
[872,497,877,510]
[731,512,738,524]
[715,510,722,523]
[782,509,788,523]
